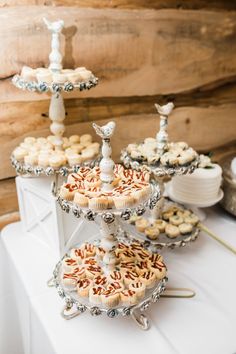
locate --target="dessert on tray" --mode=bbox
[127,140,198,168]
[11,18,99,177]
[121,103,198,174]
[59,163,151,210]
[52,121,167,328]
[12,134,100,170]
[129,201,199,241]
[61,239,167,307]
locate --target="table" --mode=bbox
[0,205,236,354]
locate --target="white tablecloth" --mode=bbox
[0,206,236,354]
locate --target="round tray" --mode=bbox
[121,149,199,178]
[12,74,98,93]
[11,154,101,177]
[57,182,161,222]
[50,234,168,328]
[121,198,200,250]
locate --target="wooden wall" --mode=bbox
[0,0,236,226]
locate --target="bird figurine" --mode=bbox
[155,102,174,117]
[43,18,64,33]
[93,121,116,140]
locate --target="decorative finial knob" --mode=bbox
[155,102,174,154]
[93,121,116,191]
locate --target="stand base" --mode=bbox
[16,175,99,257]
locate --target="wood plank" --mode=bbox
[1,103,236,179]
[2,0,236,11]
[1,7,236,101]
[0,178,18,215]
[1,80,236,145]
[0,211,20,230]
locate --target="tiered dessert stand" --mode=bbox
[50,121,168,330]
[121,103,200,249]
[10,18,100,257]
[11,17,99,183]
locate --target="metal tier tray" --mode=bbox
[121,199,200,250]
[121,149,199,178]
[57,182,161,223]
[49,233,168,330]
[11,154,101,178]
[12,74,98,94]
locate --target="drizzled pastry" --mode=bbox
[61,240,166,308]
[60,164,151,210]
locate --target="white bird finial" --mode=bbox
[93,121,116,139]
[155,102,174,116]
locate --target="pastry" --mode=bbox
[154,219,167,233]
[13,147,28,161]
[85,265,102,279]
[179,222,193,234]
[80,134,92,145]
[108,270,123,283]
[119,261,136,272]
[94,275,108,286]
[145,226,160,240]
[53,72,67,83]
[62,272,78,290]
[149,261,167,279]
[169,215,184,226]
[70,248,86,263]
[77,278,92,297]
[21,66,37,81]
[89,286,104,304]
[136,261,151,275]
[74,192,89,208]
[88,196,108,210]
[67,154,83,167]
[60,183,78,200]
[165,224,180,238]
[135,218,149,232]
[101,288,120,308]
[162,210,174,221]
[184,214,199,226]
[139,271,156,288]
[81,243,96,257]
[62,257,78,272]
[120,290,137,305]
[136,248,151,262]
[123,270,139,287]
[129,282,146,300]
[24,154,38,166]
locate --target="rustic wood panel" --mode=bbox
[1,80,236,145]
[0,178,18,216]
[1,7,236,102]
[2,0,236,10]
[2,103,236,180]
[0,211,20,230]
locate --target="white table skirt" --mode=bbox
[0,206,236,354]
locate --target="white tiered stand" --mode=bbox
[12,18,99,257]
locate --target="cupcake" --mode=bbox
[120,290,137,305]
[74,192,89,208]
[139,271,156,288]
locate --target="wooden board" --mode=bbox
[1,7,236,101]
[0,178,18,215]
[2,0,236,10]
[2,103,236,180]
